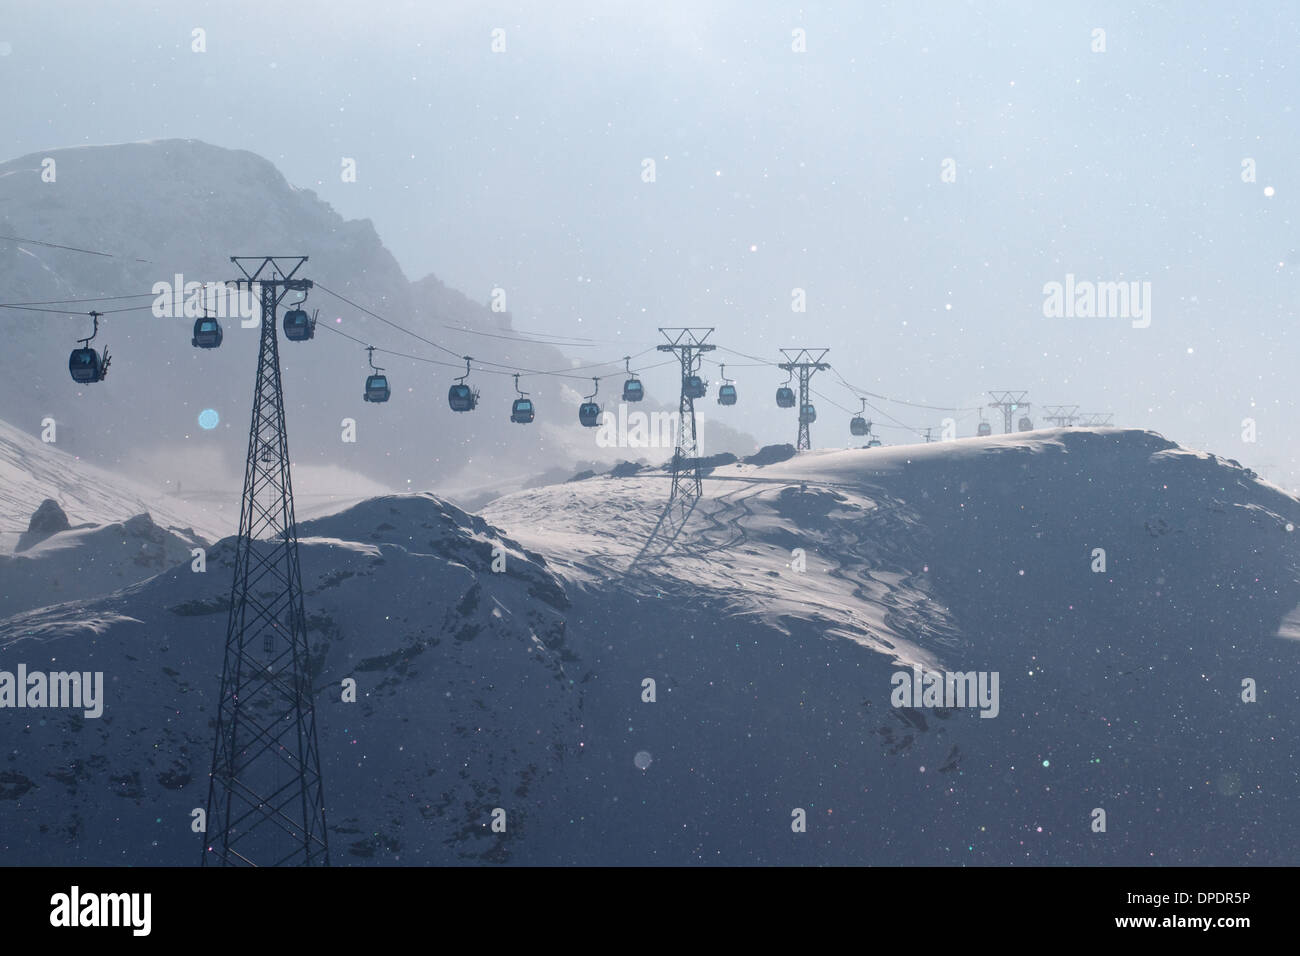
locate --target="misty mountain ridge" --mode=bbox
[0,138,755,521]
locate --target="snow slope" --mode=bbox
[482,427,1300,865]
[0,494,578,865]
[0,417,223,546]
[2,427,1298,865]
[0,510,204,619]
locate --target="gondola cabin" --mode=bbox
[800,403,817,424]
[867,438,882,448]
[364,374,390,403]
[578,401,602,427]
[1017,416,1033,432]
[68,347,107,384]
[775,386,796,408]
[850,415,869,436]
[511,397,535,424]
[448,383,478,412]
[717,383,737,405]
[192,316,223,348]
[977,421,992,437]
[683,375,706,399]
[622,378,644,402]
[283,308,315,341]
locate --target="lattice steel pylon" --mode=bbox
[202,256,329,867]
[779,348,830,451]
[1077,412,1114,427]
[1042,404,1080,427]
[987,390,1030,435]
[657,327,716,504]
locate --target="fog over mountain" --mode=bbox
[3,1,1295,489]
[0,139,754,525]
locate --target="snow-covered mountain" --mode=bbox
[3,427,1298,865]
[0,501,204,619]
[0,493,578,865]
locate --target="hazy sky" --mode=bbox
[3,1,1299,483]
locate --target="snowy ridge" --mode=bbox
[0,512,204,619]
[2,429,1300,864]
[0,493,577,864]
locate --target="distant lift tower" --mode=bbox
[779,348,831,451]
[1078,412,1114,427]
[987,390,1030,435]
[1042,404,1080,427]
[657,327,716,504]
[202,255,329,867]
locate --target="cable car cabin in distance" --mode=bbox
[448,383,478,412]
[448,356,479,412]
[799,403,817,424]
[283,307,316,341]
[510,374,534,423]
[361,346,390,402]
[716,364,737,405]
[683,375,706,400]
[977,421,993,437]
[579,376,602,427]
[1018,416,1033,432]
[192,315,223,348]
[69,311,110,384]
[621,357,644,402]
[850,415,869,436]
[364,374,390,403]
[511,397,535,423]
[775,386,796,408]
[69,347,108,383]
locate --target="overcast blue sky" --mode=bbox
[2,1,1298,482]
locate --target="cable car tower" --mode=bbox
[657,327,716,504]
[1042,404,1080,427]
[778,348,830,451]
[202,255,329,867]
[629,328,715,570]
[1077,412,1114,427]
[987,390,1030,435]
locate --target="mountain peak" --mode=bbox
[16,497,70,551]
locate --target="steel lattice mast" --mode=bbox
[1042,404,1080,427]
[202,256,329,867]
[987,390,1030,435]
[778,348,830,451]
[657,327,715,504]
[1077,412,1114,427]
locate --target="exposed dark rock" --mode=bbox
[16,499,70,551]
[744,443,797,466]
